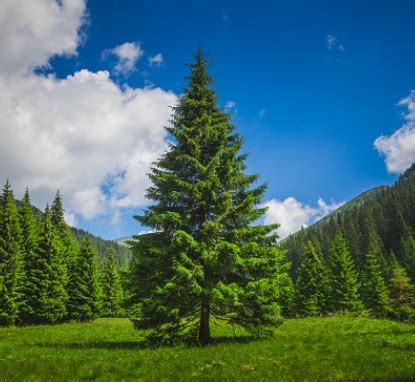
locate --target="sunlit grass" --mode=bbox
[0,316,414,381]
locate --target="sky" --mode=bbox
[1,0,415,240]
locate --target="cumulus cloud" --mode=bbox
[374,91,415,173]
[0,0,178,224]
[103,42,143,76]
[0,0,86,76]
[148,53,163,67]
[262,197,343,239]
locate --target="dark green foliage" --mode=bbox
[67,236,100,321]
[101,249,123,317]
[129,50,288,343]
[25,206,68,324]
[327,233,363,314]
[361,234,390,317]
[295,241,328,316]
[18,189,39,324]
[0,181,23,325]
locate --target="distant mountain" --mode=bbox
[283,164,415,276]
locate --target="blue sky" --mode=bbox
[1,0,415,240]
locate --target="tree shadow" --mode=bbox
[35,334,258,351]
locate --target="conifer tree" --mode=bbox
[31,205,67,323]
[327,233,363,314]
[295,241,328,316]
[18,189,39,323]
[67,236,100,321]
[129,50,287,344]
[51,190,77,268]
[362,235,390,317]
[0,181,23,325]
[389,262,414,321]
[101,249,123,317]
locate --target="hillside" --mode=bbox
[283,164,415,275]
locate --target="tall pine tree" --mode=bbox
[67,236,100,321]
[18,189,39,324]
[33,205,68,323]
[295,241,328,316]
[0,181,23,325]
[327,233,363,314]
[101,249,123,317]
[129,50,287,343]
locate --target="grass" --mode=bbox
[0,317,415,381]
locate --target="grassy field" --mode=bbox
[0,317,414,381]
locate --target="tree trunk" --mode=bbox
[199,296,211,344]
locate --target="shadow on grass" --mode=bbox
[35,335,258,351]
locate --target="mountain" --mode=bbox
[283,164,415,277]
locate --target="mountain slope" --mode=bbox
[283,164,415,276]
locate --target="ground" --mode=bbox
[0,317,414,381]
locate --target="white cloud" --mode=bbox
[374,91,415,173]
[259,108,266,118]
[148,53,163,67]
[224,100,237,113]
[0,0,178,222]
[0,0,86,76]
[104,42,143,76]
[263,197,343,239]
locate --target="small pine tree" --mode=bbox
[389,262,414,321]
[50,190,77,268]
[295,241,328,317]
[67,236,100,321]
[101,249,123,317]
[362,238,390,317]
[0,181,23,325]
[327,233,363,314]
[18,189,39,324]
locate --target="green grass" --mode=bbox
[0,317,414,381]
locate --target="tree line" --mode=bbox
[0,183,123,325]
[283,166,415,320]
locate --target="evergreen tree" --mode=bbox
[362,236,389,317]
[389,262,414,321]
[18,189,39,323]
[33,205,67,323]
[101,249,123,317]
[0,181,23,325]
[67,236,100,321]
[50,190,78,268]
[295,241,328,316]
[327,233,363,314]
[129,50,287,344]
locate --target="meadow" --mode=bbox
[0,317,414,381]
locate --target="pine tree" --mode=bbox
[50,190,77,269]
[67,236,100,321]
[101,249,123,317]
[32,205,67,323]
[389,262,414,321]
[295,241,328,316]
[0,181,23,325]
[129,50,287,344]
[362,235,389,317]
[18,189,39,324]
[327,233,363,314]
